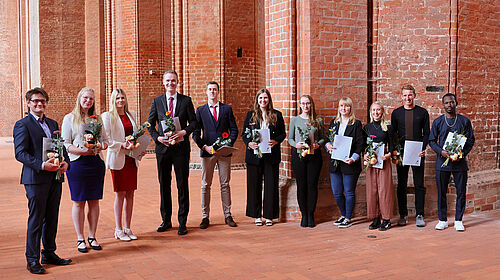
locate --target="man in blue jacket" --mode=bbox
[13,88,71,274]
[429,93,475,231]
[193,81,238,229]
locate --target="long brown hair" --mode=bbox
[299,95,320,129]
[251,88,278,126]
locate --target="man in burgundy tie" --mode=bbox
[193,81,239,229]
[148,70,197,235]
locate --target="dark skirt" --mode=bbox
[110,156,138,192]
[67,155,105,201]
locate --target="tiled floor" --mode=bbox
[1,139,499,279]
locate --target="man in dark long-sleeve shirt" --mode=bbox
[390,85,430,227]
[429,93,474,231]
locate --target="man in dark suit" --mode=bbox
[13,87,72,274]
[193,81,238,229]
[148,70,197,235]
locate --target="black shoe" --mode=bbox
[338,219,352,228]
[369,217,381,230]
[27,261,45,274]
[379,219,392,231]
[41,251,72,265]
[157,221,172,232]
[77,240,88,253]
[333,217,345,226]
[397,216,408,226]
[225,216,237,227]
[200,218,209,229]
[178,225,188,235]
[300,214,308,227]
[87,237,102,250]
[307,213,315,228]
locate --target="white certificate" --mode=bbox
[330,135,353,161]
[160,117,184,142]
[403,140,423,166]
[257,128,271,154]
[443,132,467,152]
[372,143,385,169]
[130,134,152,161]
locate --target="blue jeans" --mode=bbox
[330,172,358,220]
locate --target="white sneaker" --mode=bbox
[435,221,448,230]
[454,221,465,231]
[124,228,138,240]
[114,228,131,241]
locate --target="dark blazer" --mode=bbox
[148,93,197,154]
[193,102,238,157]
[241,110,286,166]
[328,119,363,175]
[13,114,70,184]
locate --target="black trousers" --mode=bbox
[396,159,426,217]
[436,171,467,221]
[24,181,62,263]
[246,161,280,220]
[291,150,322,217]
[156,151,190,226]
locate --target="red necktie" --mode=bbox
[169,97,174,116]
[212,105,217,121]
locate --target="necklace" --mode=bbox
[444,115,457,128]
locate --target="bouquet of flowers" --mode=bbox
[83,115,102,154]
[328,127,339,167]
[441,130,466,168]
[297,123,312,158]
[244,123,262,158]
[162,111,177,145]
[125,121,151,156]
[390,130,403,166]
[212,132,232,154]
[364,135,383,169]
[47,130,65,180]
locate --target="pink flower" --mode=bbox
[305,123,311,126]
[249,123,255,126]
[370,135,377,138]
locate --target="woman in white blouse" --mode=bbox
[61,87,107,253]
[101,89,141,241]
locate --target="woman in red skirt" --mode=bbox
[102,89,141,241]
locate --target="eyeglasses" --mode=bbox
[30,99,47,104]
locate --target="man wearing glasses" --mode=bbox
[13,88,72,274]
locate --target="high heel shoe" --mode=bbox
[123,228,137,240]
[114,229,131,241]
[88,237,102,250]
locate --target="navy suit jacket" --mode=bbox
[13,114,70,185]
[148,93,197,154]
[193,102,238,157]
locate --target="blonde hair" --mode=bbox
[251,88,278,126]
[334,97,356,125]
[109,88,135,125]
[369,101,389,131]
[71,87,97,129]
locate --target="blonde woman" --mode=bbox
[61,87,107,253]
[101,89,140,241]
[325,97,363,228]
[363,101,394,231]
[288,95,325,227]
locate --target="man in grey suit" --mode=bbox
[148,70,197,235]
[193,81,238,229]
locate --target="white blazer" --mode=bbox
[61,113,107,162]
[101,111,139,170]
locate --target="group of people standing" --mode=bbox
[13,71,474,275]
